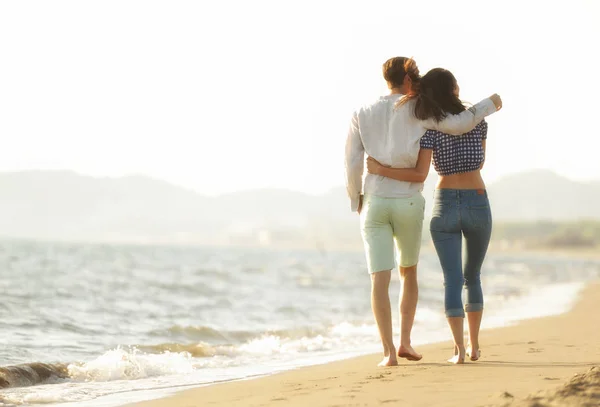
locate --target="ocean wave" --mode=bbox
[0,321,374,389]
[0,363,69,389]
[0,321,377,391]
[143,322,375,358]
[136,342,236,358]
[218,322,376,358]
[67,348,196,382]
[0,349,197,391]
[148,324,255,343]
[149,323,366,345]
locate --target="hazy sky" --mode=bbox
[1,0,598,195]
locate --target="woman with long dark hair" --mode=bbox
[367,68,494,364]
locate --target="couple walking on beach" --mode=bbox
[344,57,502,366]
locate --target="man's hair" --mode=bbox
[382,57,420,89]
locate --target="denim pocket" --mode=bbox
[467,205,492,229]
[429,214,447,234]
[430,201,455,232]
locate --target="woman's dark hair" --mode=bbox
[397,68,465,122]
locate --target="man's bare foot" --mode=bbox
[467,346,481,361]
[378,356,399,367]
[397,345,422,361]
[448,345,465,364]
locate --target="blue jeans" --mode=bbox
[430,189,492,318]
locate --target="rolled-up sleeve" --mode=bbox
[424,98,497,135]
[344,112,364,212]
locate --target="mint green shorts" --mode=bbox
[360,193,425,273]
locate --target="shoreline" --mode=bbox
[126,281,600,407]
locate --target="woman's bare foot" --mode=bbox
[378,355,399,367]
[377,346,398,367]
[447,345,465,364]
[467,346,481,361]
[398,344,422,361]
[447,354,465,364]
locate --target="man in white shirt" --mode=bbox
[345,57,501,366]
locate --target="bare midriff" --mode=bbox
[437,170,485,190]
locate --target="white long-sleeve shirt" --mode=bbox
[344,95,497,212]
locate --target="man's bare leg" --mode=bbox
[397,265,422,361]
[371,270,398,366]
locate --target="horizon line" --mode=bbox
[0,168,597,197]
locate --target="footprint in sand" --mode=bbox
[366,372,391,380]
[492,391,514,401]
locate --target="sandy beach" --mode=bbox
[128,282,600,407]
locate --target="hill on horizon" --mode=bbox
[0,169,598,248]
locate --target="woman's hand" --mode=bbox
[367,149,432,183]
[489,94,502,111]
[367,156,386,175]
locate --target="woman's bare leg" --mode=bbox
[446,317,465,364]
[466,310,483,361]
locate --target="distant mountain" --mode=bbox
[0,169,597,248]
[0,171,213,242]
[485,170,600,221]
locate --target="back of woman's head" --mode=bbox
[399,68,465,122]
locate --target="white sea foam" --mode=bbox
[484,281,584,329]
[67,348,196,382]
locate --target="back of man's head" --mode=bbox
[382,57,420,90]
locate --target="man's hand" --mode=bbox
[489,94,502,111]
[357,194,364,215]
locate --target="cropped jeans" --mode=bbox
[430,189,492,318]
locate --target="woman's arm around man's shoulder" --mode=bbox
[424,94,502,136]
